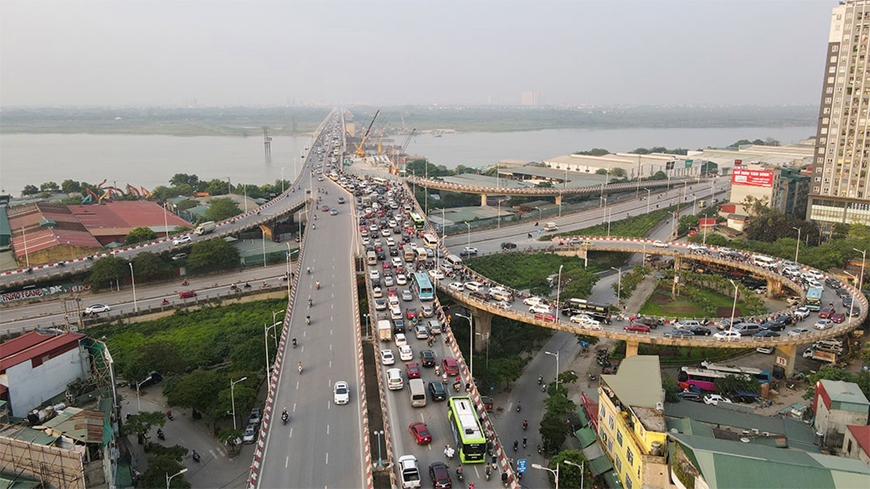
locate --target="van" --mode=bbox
[387,368,404,390]
[489,287,511,302]
[422,233,438,248]
[404,247,416,262]
[543,222,559,232]
[445,254,463,268]
[408,379,427,407]
[752,255,777,269]
[367,251,378,266]
[814,340,844,353]
[732,323,761,336]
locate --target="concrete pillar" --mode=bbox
[674,255,682,271]
[555,195,562,207]
[767,278,783,297]
[471,308,493,352]
[480,193,488,207]
[775,344,798,377]
[259,224,274,242]
[625,340,639,358]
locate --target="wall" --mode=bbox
[7,346,87,416]
[842,428,870,465]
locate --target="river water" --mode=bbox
[0,126,814,195]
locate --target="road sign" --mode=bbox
[517,458,527,474]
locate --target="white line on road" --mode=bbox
[285,455,289,468]
[327,424,330,435]
[325,452,329,464]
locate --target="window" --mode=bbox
[608,415,614,430]
[627,447,634,466]
[608,439,613,453]
[617,430,623,447]
[625,474,633,489]
[615,455,622,472]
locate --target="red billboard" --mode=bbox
[731,169,773,187]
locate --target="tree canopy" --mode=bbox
[125,226,158,245]
[204,197,242,222]
[85,255,129,291]
[186,237,240,272]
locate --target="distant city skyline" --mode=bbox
[0,1,839,108]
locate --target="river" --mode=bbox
[0,126,814,195]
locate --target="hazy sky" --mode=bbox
[0,0,838,107]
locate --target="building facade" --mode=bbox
[812,379,870,448]
[808,0,870,226]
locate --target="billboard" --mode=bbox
[731,169,773,187]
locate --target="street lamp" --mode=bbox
[230,376,248,430]
[363,313,370,339]
[792,227,802,263]
[611,267,622,305]
[374,430,384,466]
[464,222,471,251]
[457,313,474,380]
[497,199,502,229]
[129,262,138,312]
[728,279,739,332]
[534,206,542,223]
[645,188,651,215]
[532,462,559,489]
[563,460,585,489]
[166,468,188,489]
[555,265,564,322]
[544,350,560,389]
[264,310,284,376]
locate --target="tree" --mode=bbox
[139,454,191,489]
[549,450,593,488]
[121,411,166,443]
[219,428,243,453]
[61,179,82,194]
[169,173,200,189]
[125,226,158,245]
[40,181,60,192]
[204,179,230,196]
[85,256,129,291]
[187,238,240,272]
[164,369,225,419]
[21,184,39,196]
[132,252,172,281]
[610,167,627,178]
[539,411,569,454]
[574,148,610,156]
[124,340,189,382]
[535,181,553,188]
[151,185,181,202]
[204,197,242,222]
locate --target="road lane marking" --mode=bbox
[285,456,289,468]
[325,452,329,464]
[327,424,330,435]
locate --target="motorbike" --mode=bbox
[306,268,311,275]
[537,376,543,385]
[181,279,189,286]
[243,282,252,289]
[541,383,547,392]
[453,381,461,392]
[192,451,201,463]
[522,437,527,448]
[230,284,238,291]
[297,363,303,374]
[306,315,311,325]
[166,411,173,421]
[516,402,522,412]
[513,440,518,452]
[522,420,528,431]
[156,429,165,440]
[162,298,170,305]
[537,444,542,454]
[502,472,509,487]
[308,298,313,307]
[282,412,289,425]
[485,464,492,481]
[316,282,321,290]
[456,467,463,482]
[292,338,297,349]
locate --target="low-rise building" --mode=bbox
[842,425,870,464]
[813,379,870,448]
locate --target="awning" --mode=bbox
[575,426,598,448]
[588,455,614,477]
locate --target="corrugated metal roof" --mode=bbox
[43,407,105,445]
[601,355,663,408]
[0,332,85,371]
[819,379,870,406]
[846,425,870,458]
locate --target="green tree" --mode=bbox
[549,450,593,488]
[186,237,240,272]
[539,411,569,454]
[611,167,627,178]
[39,181,60,192]
[203,179,230,195]
[132,252,172,281]
[61,179,82,194]
[219,428,243,453]
[204,197,242,222]
[536,181,554,188]
[169,173,200,189]
[151,185,181,202]
[125,226,158,245]
[139,454,191,489]
[575,148,610,156]
[486,356,525,389]
[164,370,225,419]
[85,255,130,291]
[121,411,166,442]
[124,340,189,382]
[21,184,39,196]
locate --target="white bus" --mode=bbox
[422,233,438,248]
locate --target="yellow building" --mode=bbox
[598,355,669,489]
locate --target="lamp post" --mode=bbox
[793,227,802,263]
[611,267,622,305]
[464,222,471,251]
[563,460,585,489]
[497,199,502,229]
[728,279,739,332]
[606,208,612,238]
[166,468,188,489]
[363,313,370,339]
[544,350,560,389]
[645,188,651,215]
[601,198,607,224]
[555,265,564,323]
[163,203,170,240]
[457,313,474,380]
[532,462,559,489]
[374,430,384,466]
[264,310,284,376]
[129,262,138,312]
[230,376,248,430]
[286,243,292,298]
[534,206,542,223]
[558,190,563,218]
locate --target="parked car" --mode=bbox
[248,408,262,425]
[703,394,732,406]
[243,424,257,444]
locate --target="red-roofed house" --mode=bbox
[843,425,870,464]
[69,200,189,245]
[0,331,88,416]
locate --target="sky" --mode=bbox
[0,0,839,107]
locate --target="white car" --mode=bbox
[703,394,732,406]
[652,240,669,248]
[394,333,408,348]
[172,235,192,246]
[523,296,545,306]
[243,424,257,444]
[794,307,811,320]
[399,344,413,361]
[465,281,483,291]
[448,282,465,292]
[463,246,479,255]
[333,381,350,405]
[396,274,407,285]
[493,301,512,310]
[428,269,445,280]
[384,275,395,286]
[391,257,403,267]
[380,349,395,365]
[581,319,602,330]
[713,330,741,341]
[373,287,383,298]
[369,270,380,280]
[390,306,403,320]
[84,304,111,314]
[402,289,413,301]
[814,319,834,330]
[570,314,593,324]
[529,303,552,315]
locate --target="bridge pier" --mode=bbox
[775,344,798,377]
[555,195,562,207]
[259,223,275,242]
[625,340,640,359]
[470,308,493,352]
[766,278,783,298]
[480,193,488,207]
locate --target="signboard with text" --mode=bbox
[731,169,773,187]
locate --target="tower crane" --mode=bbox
[354,109,380,158]
[391,128,416,175]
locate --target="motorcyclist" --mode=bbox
[513,439,518,451]
[297,362,303,373]
[523,419,528,430]
[308,296,313,307]
[306,315,310,325]
[307,267,311,275]
[292,337,297,348]
[316,281,320,290]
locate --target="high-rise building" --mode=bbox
[808,0,870,226]
[521,91,544,106]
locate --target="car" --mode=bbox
[535,312,557,322]
[373,287,383,298]
[461,246,478,256]
[632,316,661,329]
[393,319,406,334]
[399,344,413,361]
[673,320,701,330]
[501,242,517,250]
[84,304,110,314]
[329,208,338,216]
[493,300,513,310]
[402,289,413,301]
[409,422,432,445]
[428,269,445,281]
[625,324,651,333]
[369,270,381,280]
[321,205,330,212]
[171,253,188,261]
[421,304,434,317]
[442,357,459,376]
[814,319,834,330]
[429,462,452,489]
[415,323,429,339]
[830,312,846,323]
[179,290,196,298]
[406,362,421,379]
[529,302,553,314]
[713,330,741,341]
[688,325,712,336]
[428,380,447,401]
[419,350,436,367]
[794,307,811,320]
[652,240,669,248]
[786,296,803,306]
[172,235,192,246]
[396,274,408,285]
[448,282,464,292]
[395,333,408,348]
[375,299,387,311]
[788,327,811,337]
[243,424,257,443]
[754,330,780,338]
[380,349,396,365]
[333,381,350,405]
[818,307,836,319]
[426,319,443,335]
[406,308,418,320]
[338,197,345,204]
[523,296,546,306]
[248,407,262,425]
[825,278,842,289]
[570,314,594,324]
[836,288,851,299]
[756,346,774,355]
[843,296,854,308]
[703,394,732,406]
[760,321,785,332]
[465,281,483,291]
[677,391,702,402]
[663,329,695,339]
[384,275,395,287]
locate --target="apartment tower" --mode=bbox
[809,0,870,226]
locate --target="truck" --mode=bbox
[377,319,392,342]
[398,455,422,489]
[543,222,559,232]
[805,286,824,311]
[195,221,216,235]
[802,347,838,364]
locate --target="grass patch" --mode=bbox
[547,205,679,239]
[639,282,747,319]
[611,341,752,365]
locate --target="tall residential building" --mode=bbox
[521,91,544,106]
[808,0,870,226]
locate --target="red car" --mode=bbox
[625,323,651,333]
[441,357,459,376]
[818,307,835,319]
[406,362,421,379]
[321,205,330,212]
[387,287,398,297]
[830,312,846,324]
[409,422,432,445]
[179,290,197,298]
[535,312,556,323]
[382,261,391,270]
[406,308,418,320]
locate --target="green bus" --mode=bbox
[409,212,425,230]
[447,396,487,463]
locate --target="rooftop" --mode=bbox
[601,355,665,432]
[0,331,85,372]
[820,379,870,406]
[846,425,870,458]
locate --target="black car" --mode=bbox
[772,314,793,326]
[663,329,694,339]
[760,321,786,332]
[429,462,452,489]
[843,296,853,308]
[836,288,851,299]
[824,278,842,289]
[632,316,661,329]
[754,330,780,338]
[501,242,517,250]
[428,381,447,401]
[469,291,488,301]
[419,350,436,367]
[389,246,399,256]
[688,325,712,336]
[393,319,406,334]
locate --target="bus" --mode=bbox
[412,273,435,301]
[677,367,730,392]
[700,361,771,384]
[560,298,612,324]
[372,176,387,186]
[409,212,425,230]
[422,233,438,248]
[446,396,487,463]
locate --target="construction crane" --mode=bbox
[355,109,380,158]
[391,128,416,175]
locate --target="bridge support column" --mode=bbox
[470,308,493,352]
[259,223,275,242]
[625,340,640,359]
[555,195,562,207]
[480,193,488,207]
[775,344,798,377]
[767,278,783,297]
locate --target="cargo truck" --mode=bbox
[195,221,216,235]
[805,286,824,311]
[802,347,838,363]
[377,319,392,341]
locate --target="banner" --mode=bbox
[731,169,773,187]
